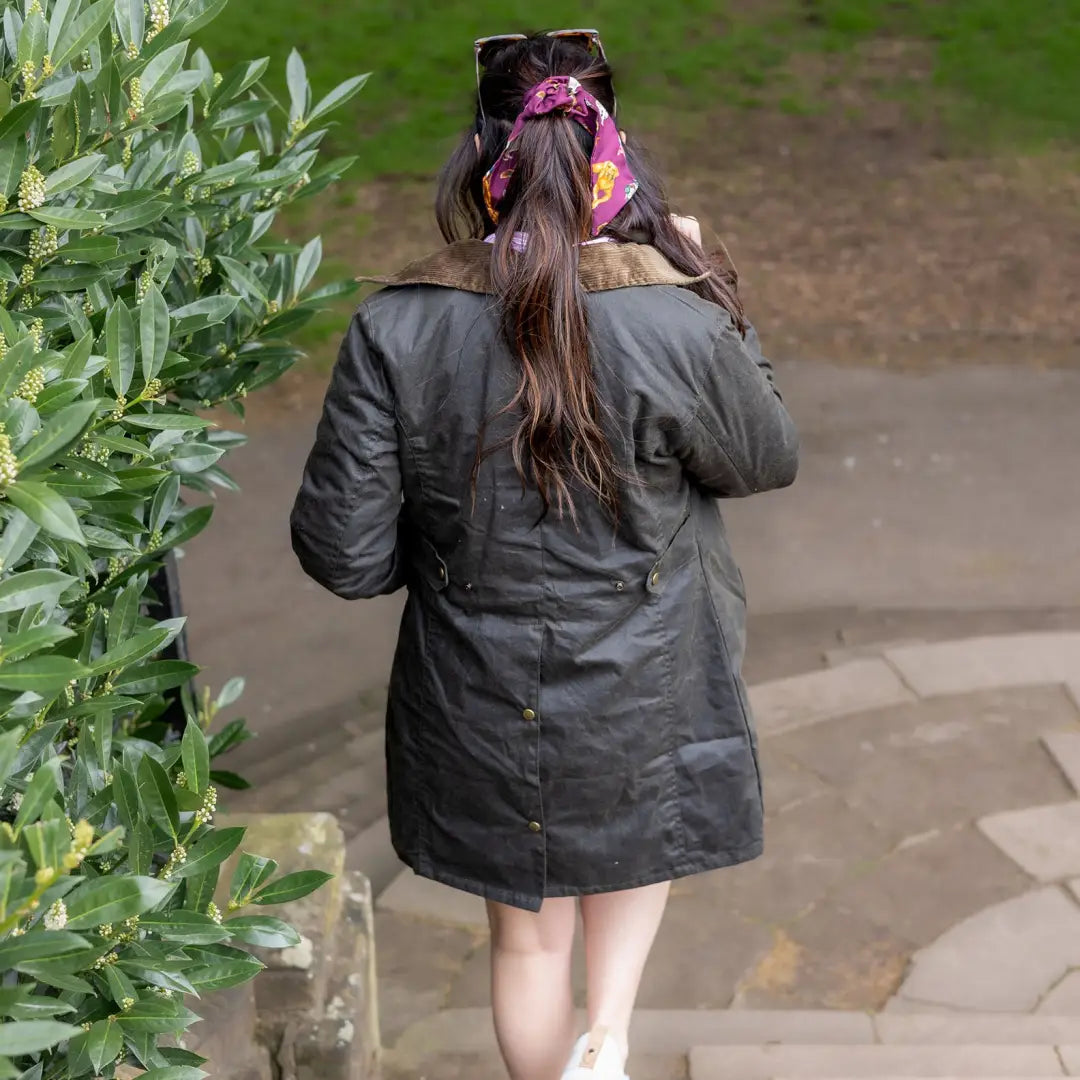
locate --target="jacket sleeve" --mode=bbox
[290,303,406,599]
[671,312,800,498]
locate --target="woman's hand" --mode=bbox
[670,214,702,246]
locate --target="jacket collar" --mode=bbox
[355,239,708,294]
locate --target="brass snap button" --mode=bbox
[522,708,536,722]
[437,566,446,580]
[528,821,542,833]
[614,580,625,592]
[650,571,660,586]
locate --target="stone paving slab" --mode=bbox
[894,887,1080,1012]
[1044,733,1080,793]
[394,1008,877,1057]
[824,639,927,668]
[385,1050,688,1080]
[885,634,1080,699]
[377,869,490,930]
[774,687,1077,841]
[1037,973,1080,1015]
[748,659,915,737]
[873,1015,1080,1043]
[1060,1046,1080,1075]
[1070,880,1080,904]
[978,803,1080,882]
[687,1044,1066,1079]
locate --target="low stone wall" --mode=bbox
[187,811,381,1080]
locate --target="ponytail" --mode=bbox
[478,113,622,522]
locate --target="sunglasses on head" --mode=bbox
[473,29,616,124]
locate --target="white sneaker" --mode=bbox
[561,1026,628,1080]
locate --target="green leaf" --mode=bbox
[224,915,300,949]
[217,255,267,302]
[0,1020,83,1056]
[0,569,75,614]
[43,155,106,196]
[141,41,188,102]
[125,412,211,432]
[87,625,172,677]
[167,441,224,475]
[253,869,333,906]
[0,624,74,661]
[59,235,120,263]
[0,931,91,972]
[27,206,107,230]
[114,997,187,1035]
[170,826,244,880]
[102,962,137,1011]
[105,298,136,398]
[181,863,218,914]
[209,97,271,130]
[16,399,99,474]
[86,1017,122,1073]
[114,659,198,695]
[1,993,75,1020]
[5,480,85,543]
[208,769,250,790]
[185,956,263,992]
[112,766,140,834]
[140,283,170,383]
[60,329,93,379]
[0,126,27,199]
[128,819,153,876]
[138,910,230,945]
[0,99,39,143]
[308,72,370,125]
[107,578,141,652]
[0,507,38,568]
[292,236,321,299]
[65,875,174,930]
[47,0,79,54]
[102,198,169,232]
[0,654,86,693]
[16,11,47,70]
[0,726,22,787]
[285,47,309,123]
[169,296,238,335]
[181,720,209,796]
[52,0,113,70]
[138,1067,207,1080]
[157,505,213,551]
[13,757,62,831]
[148,472,180,534]
[0,335,37,400]
[137,754,179,839]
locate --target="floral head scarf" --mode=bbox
[482,75,639,237]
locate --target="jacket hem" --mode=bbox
[390,836,764,914]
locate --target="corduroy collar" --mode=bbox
[355,239,708,294]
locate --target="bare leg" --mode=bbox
[579,882,671,1066]
[487,895,578,1080]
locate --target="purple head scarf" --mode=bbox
[482,75,639,238]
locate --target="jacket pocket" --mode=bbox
[414,537,450,594]
[645,510,694,596]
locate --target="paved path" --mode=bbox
[374,633,1080,1078]
[171,360,1080,1077]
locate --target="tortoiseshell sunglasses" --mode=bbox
[474,29,616,124]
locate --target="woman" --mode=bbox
[290,30,798,1080]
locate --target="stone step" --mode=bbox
[391,1009,1080,1060]
[687,1045,1069,1080]
[383,1050,687,1080]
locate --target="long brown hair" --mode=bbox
[436,35,746,521]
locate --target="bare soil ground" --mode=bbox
[252,36,1080,428]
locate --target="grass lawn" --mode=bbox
[194,0,1079,366]
[196,0,1080,181]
